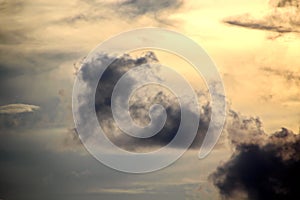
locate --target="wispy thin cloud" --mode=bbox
[261,67,300,84]
[0,103,40,114]
[223,0,300,34]
[87,187,154,195]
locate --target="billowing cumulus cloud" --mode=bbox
[77,51,281,153]
[224,110,265,147]
[210,126,300,200]
[77,51,212,152]
[76,50,280,155]
[223,0,300,34]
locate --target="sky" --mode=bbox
[0,0,300,200]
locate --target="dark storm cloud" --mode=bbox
[210,126,300,200]
[76,51,211,151]
[223,0,300,34]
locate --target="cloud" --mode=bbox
[0,0,184,130]
[87,187,153,195]
[116,0,183,26]
[0,0,24,14]
[224,14,298,33]
[223,0,300,34]
[209,87,300,199]
[58,0,183,26]
[224,110,265,147]
[118,0,183,17]
[259,67,300,105]
[210,127,300,200]
[0,100,71,130]
[261,67,300,85]
[76,51,211,152]
[271,0,300,7]
[76,51,274,153]
[0,103,40,114]
[0,103,41,129]
[0,29,28,45]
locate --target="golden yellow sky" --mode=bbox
[0,0,299,133]
[129,0,300,132]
